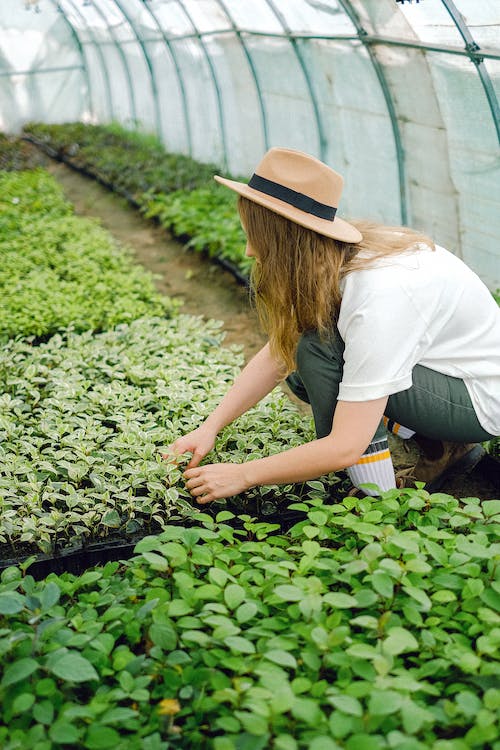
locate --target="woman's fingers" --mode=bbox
[183,464,247,504]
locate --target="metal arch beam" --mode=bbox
[82,0,138,124]
[174,0,229,170]
[213,0,271,152]
[336,0,408,225]
[111,0,163,135]
[440,0,500,145]
[263,0,327,161]
[135,0,193,156]
[61,0,114,120]
[47,0,92,116]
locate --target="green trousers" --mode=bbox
[286,330,495,446]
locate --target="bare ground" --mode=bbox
[46,161,499,501]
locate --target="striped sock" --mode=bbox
[347,438,396,496]
[383,416,415,440]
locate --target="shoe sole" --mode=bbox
[425,444,486,493]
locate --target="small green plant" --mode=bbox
[23,122,251,276]
[0,493,499,748]
[140,186,251,275]
[0,133,48,171]
[24,122,217,198]
[0,315,324,557]
[0,170,176,342]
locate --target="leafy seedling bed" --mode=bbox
[0,133,48,171]
[24,133,250,287]
[0,170,175,342]
[0,492,499,749]
[0,315,347,569]
[22,123,251,284]
[0,494,314,580]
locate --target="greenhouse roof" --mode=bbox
[1,0,499,288]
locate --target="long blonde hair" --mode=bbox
[238,196,435,372]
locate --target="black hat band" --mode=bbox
[248,173,337,221]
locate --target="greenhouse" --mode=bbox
[0,1,499,749]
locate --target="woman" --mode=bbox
[165,147,500,503]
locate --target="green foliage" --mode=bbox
[0,315,325,556]
[140,186,251,275]
[23,122,250,275]
[0,170,175,341]
[0,134,47,171]
[24,122,217,197]
[0,168,71,232]
[0,494,499,748]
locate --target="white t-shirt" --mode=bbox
[337,244,500,436]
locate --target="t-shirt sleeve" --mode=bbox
[337,275,431,402]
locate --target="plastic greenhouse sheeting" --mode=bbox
[1,0,499,289]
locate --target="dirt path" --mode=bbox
[47,161,498,501]
[47,161,266,359]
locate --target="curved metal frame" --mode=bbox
[335,0,409,224]
[10,0,500,202]
[440,0,500,144]
[214,0,270,152]
[174,0,229,169]
[137,0,193,155]
[60,0,115,120]
[80,0,137,124]
[264,0,327,161]
[48,0,92,116]
[112,0,163,134]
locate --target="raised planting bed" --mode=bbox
[0,133,48,171]
[0,313,350,568]
[22,122,250,282]
[0,493,499,749]
[0,170,176,343]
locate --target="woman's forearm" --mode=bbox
[242,435,352,488]
[204,342,284,433]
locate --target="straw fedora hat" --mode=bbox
[214,147,362,244]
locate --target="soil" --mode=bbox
[46,160,499,502]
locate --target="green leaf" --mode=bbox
[208,567,229,587]
[236,601,258,623]
[224,636,256,654]
[149,623,177,650]
[11,692,36,715]
[324,592,358,608]
[264,650,297,669]
[290,697,324,725]
[101,509,121,528]
[328,694,363,716]
[402,585,432,611]
[1,657,38,687]
[141,552,170,571]
[273,584,303,602]
[456,537,493,559]
[39,581,61,609]
[383,627,419,655]
[345,733,383,750]
[85,725,121,749]
[309,738,341,750]
[480,588,500,612]
[370,571,393,598]
[49,721,81,744]
[0,591,25,614]
[47,651,99,683]
[482,500,500,517]
[368,690,403,715]
[224,583,246,610]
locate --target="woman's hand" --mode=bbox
[184,463,250,504]
[162,424,218,469]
